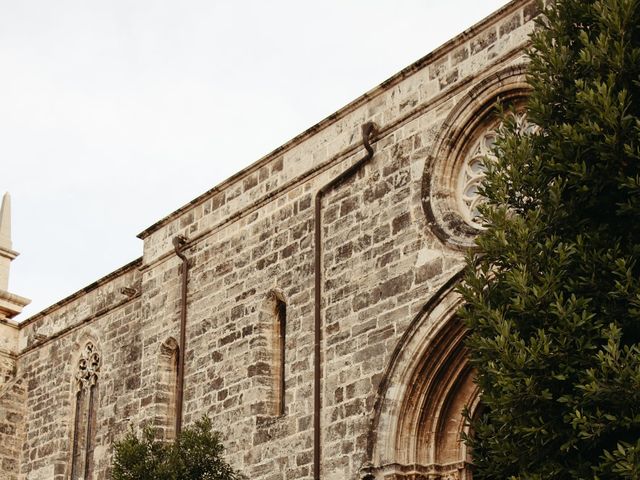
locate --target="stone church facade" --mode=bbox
[0,1,540,479]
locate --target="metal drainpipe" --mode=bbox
[314,122,377,480]
[173,234,189,437]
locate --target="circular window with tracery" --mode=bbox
[456,111,535,229]
[457,128,497,229]
[421,66,532,249]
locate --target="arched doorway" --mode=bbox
[365,279,479,480]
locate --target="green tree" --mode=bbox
[459,0,640,478]
[111,416,243,480]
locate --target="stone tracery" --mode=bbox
[457,111,536,229]
[421,64,531,248]
[458,128,496,228]
[76,342,101,390]
[71,341,101,480]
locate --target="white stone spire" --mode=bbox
[0,192,17,292]
[0,192,30,320]
[0,192,12,253]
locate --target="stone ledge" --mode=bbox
[0,289,30,320]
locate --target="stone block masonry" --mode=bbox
[0,2,539,479]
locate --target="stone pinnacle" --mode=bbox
[0,192,11,251]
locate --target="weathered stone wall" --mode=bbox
[0,319,23,480]
[0,327,24,480]
[3,1,540,479]
[15,261,142,480]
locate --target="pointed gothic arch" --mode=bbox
[364,275,479,480]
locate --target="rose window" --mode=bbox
[456,112,535,229]
[458,130,496,228]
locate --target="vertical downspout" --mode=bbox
[313,122,377,479]
[173,235,189,437]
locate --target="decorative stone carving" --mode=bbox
[71,341,101,479]
[421,64,530,249]
[457,128,496,228]
[457,111,536,229]
[76,342,101,390]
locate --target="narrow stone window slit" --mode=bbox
[275,297,287,416]
[158,337,179,440]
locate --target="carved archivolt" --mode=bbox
[364,277,479,480]
[422,64,531,248]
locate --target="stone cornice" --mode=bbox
[18,289,140,356]
[138,47,529,274]
[18,257,142,328]
[137,0,532,240]
[0,289,30,318]
[0,246,18,261]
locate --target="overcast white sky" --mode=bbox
[1,0,509,319]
